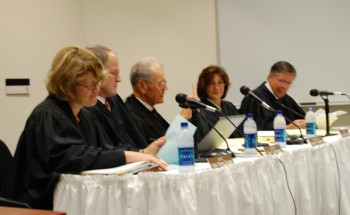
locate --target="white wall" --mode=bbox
[0,0,85,153]
[0,0,218,153]
[83,0,218,118]
[217,0,350,104]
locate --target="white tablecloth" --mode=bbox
[54,136,350,215]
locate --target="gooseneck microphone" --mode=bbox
[274,101,308,143]
[175,93,220,113]
[221,113,264,156]
[274,101,305,119]
[175,93,234,158]
[240,86,275,112]
[240,86,306,144]
[310,89,344,96]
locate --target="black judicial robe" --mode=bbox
[1,96,126,210]
[85,94,148,150]
[240,82,305,130]
[191,98,242,144]
[125,94,169,144]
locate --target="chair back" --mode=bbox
[0,139,31,208]
[0,139,13,189]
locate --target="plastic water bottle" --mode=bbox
[178,122,195,166]
[305,107,316,138]
[243,113,257,154]
[273,110,287,148]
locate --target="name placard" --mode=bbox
[207,154,233,169]
[264,144,282,155]
[309,136,326,146]
[339,129,350,137]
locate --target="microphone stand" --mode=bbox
[220,114,263,156]
[262,103,307,144]
[283,116,308,144]
[179,103,200,158]
[192,108,199,159]
[196,110,236,158]
[321,95,332,136]
[274,101,308,143]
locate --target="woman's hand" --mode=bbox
[124,150,168,171]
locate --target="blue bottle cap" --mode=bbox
[181,122,188,128]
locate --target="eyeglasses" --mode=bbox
[275,79,292,87]
[108,70,120,78]
[208,81,226,88]
[76,81,101,90]
[144,79,168,88]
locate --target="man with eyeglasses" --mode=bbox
[240,61,306,131]
[85,45,165,156]
[125,57,171,144]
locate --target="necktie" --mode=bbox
[105,100,111,112]
[152,108,158,117]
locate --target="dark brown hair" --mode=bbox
[270,61,296,76]
[197,65,230,99]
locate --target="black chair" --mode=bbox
[0,139,31,208]
[0,139,12,187]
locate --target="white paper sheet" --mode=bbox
[157,114,196,164]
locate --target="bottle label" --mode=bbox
[178,147,194,165]
[306,123,316,135]
[244,133,257,148]
[274,129,286,143]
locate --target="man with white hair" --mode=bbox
[125,57,170,144]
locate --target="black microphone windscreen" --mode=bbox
[240,86,250,95]
[310,89,318,96]
[175,93,188,103]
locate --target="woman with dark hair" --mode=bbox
[193,65,242,145]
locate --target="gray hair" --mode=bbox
[130,57,163,88]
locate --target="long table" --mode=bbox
[0,206,65,215]
[54,135,350,215]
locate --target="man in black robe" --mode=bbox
[125,57,170,144]
[86,45,165,152]
[240,61,305,130]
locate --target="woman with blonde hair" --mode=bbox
[1,46,167,210]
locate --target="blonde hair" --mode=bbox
[46,46,105,101]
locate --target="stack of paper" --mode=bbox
[315,109,348,129]
[80,161,158,175]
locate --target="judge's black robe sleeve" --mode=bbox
[1,97,125,210]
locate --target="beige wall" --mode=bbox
[1,0,349,154]
[0,0,218,153]
[0,0,85,153]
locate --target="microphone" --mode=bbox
[310,89,344,96]
[273,102,307,144]
[240,86,275,112]
[175,93,220,113]
[240,86,306,145]
[284,117,308,144]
